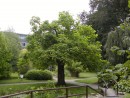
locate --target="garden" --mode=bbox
[1,0,130,98]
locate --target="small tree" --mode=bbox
[66,60,83,77]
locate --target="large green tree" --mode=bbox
[0,32,12,79]
[28,12,104,85]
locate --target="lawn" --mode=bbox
[0,78,54,84]
[0,72,98,85]
[76,77,98,84]
[0,81,55,96]
[0,72,100,97]
[0,83,46,96]
[65,72,97,79]
[75,72,98,84]
[79,72,97,78]
[124,93,130,98]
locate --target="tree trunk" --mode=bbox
[56,59,66,85]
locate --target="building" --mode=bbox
[17,33,28,48]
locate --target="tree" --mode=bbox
[28,12,104,85]
[80,0,129,46]
[17,49,31,75]
[105,18,130,65]
[3,32,21,71]
[0,32,11,79]
[66,60,83,77]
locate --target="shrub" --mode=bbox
[25,69,52,80]
[66,61,83,77]
[114,80,130,93]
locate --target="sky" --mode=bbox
[0,0,90,34]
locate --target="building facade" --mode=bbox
[17,34,28,48]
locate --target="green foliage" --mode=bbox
[28,11,103,71]
[98,64,128,87]
[30,16,41,32]
[3,32,21,71]
[0,83,54,96]
[105,19,130,65]
[66,61,83,77]
[80,0,129,45]
[0,32,12,79]
[98,68,116,87]
[124,60,130,73]
[114,80,130,93]
[28,11,104,85]
[67,61,83,73]
[17,49,30,74]
[25,69,52,80]
[127,0,130,8]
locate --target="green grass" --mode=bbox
[0,72,97,84]
[79,72,97,78]
[0,79,52,84]
[0,81,55,96]
[65,72,97,79]
[0,72,100,97]
[65,72,98,84]
[124,93,130,98]
[76,77,98,84]
[71,72,98,84]
[0,82,98,97]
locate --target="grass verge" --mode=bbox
[76,77,98,84]
[79,72,97,78]
[124,93,130,98]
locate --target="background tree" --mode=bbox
[3,31,21,71]
[80,0,129,57]
[17,49,31,75]
[0,32,11,79]
[105,18,130,65]
[28,11,105,85]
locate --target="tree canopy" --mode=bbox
[0,32,12,79]
[27,11,105,85]
[80,0,129,45]
[105,18,130,65]
[3,32,21,71]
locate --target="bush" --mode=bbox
[25,69,52,80]
[66,61,83,77]
[114,80,130,93]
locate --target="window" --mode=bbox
[22,42,26,47]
